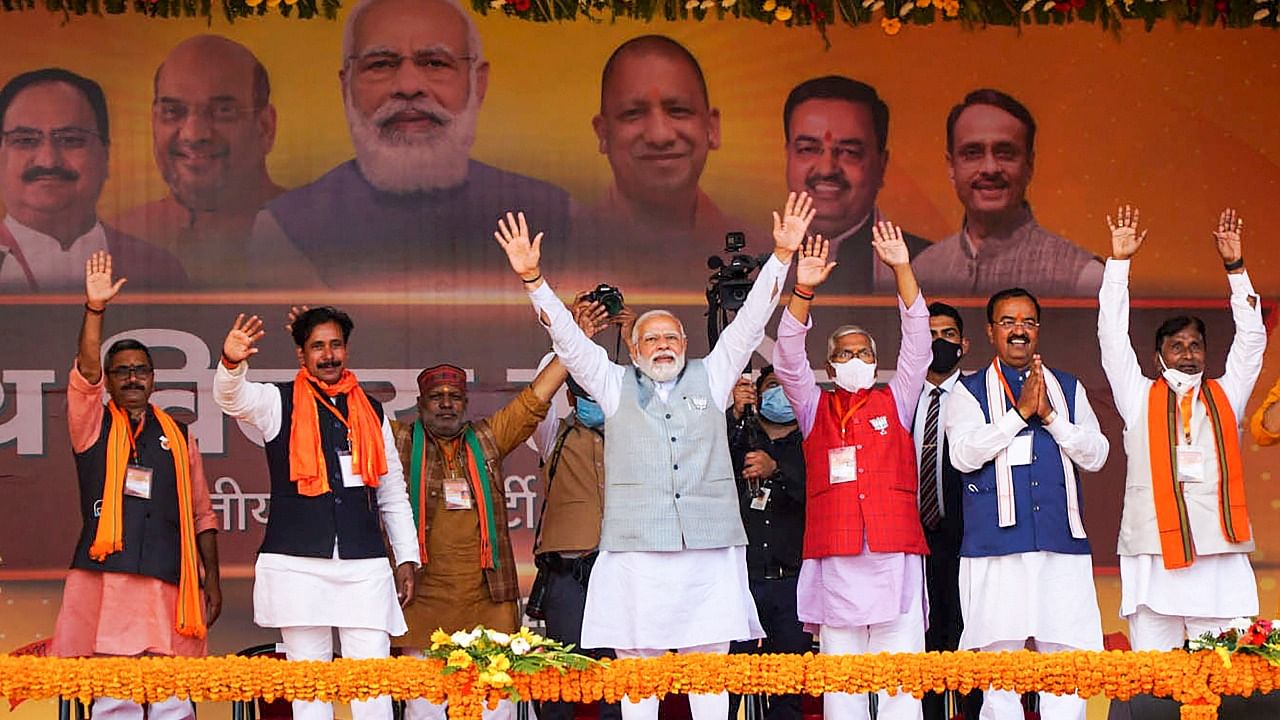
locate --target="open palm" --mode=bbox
[871,221,909,267]
[494,211,544,279]
[771,192,817,255]
[84,251,126,309]
[1213,208,1243,264]
[1106,205,1147,261]
[795,236,836,288]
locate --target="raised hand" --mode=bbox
[1212,208,1243,265]
[572,294,612,339]
[84,251,126,310]
[1106,204,1147,261]
[494,211,544,282]
[284,305,310,334]
[223,314,266,366]
[732,376,756,417]
[795,235,836,289]
[771,192,817,262]
[871,221,910,268]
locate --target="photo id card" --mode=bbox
[750,486,772,511]
[123,464,153,499]
[1008,433,1033,467]
[337,451,363,488]
[444,477,474,510]
[829,446,858,484]
[1176,446,1206,483]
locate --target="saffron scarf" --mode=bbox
[288,368,386,496]
[1147,378,1251,570]
[984,359,1087,539]
[408,420,501,569]
[90,401,205,639]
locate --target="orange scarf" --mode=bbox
[89,401,205,639]
[1147,378,1251,570]
[288,369,386,496]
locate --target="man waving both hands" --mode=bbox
[495,193,813,720]
[1098,206,1264,651]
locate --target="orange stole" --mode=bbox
[1146,379,1250,570]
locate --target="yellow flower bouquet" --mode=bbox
[425,626,603,700]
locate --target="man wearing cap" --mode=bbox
[392,359,567,720]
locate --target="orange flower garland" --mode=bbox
[4,650,1279,719]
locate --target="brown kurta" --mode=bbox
[391,386,549,646]
[534,417,606,555]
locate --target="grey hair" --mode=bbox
[827,324,877,360]
[631,310,686,346]
[342,0,485,68]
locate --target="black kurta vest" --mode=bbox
[259,382,388,559]
[71,408,186,585]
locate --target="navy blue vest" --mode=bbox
[957,365,1091,558]
[71,408,186,584]
[259,382,388,559]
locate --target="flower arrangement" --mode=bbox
[1187,617,1280,668]
[425,626,602,700]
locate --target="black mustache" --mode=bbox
[1007,334,1030,344]
[806,173,850,190]
[316,360,342,369]
[22,166,78,182]
[121,383,145,392]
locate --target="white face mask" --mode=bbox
[832,358,877,392]
[1159,355,1203,394]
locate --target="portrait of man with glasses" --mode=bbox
[109,35,306,289]
[0,68,186,292]
[249,0,571,292]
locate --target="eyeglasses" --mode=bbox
[1,127,102,151]
[107,365,154,381]
[153,100,259,125]
[347,49,475,82]
[832,347,876,363]
[993,318,1040,330]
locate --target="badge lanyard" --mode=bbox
[993,358,1018,413]
[831,391,870,445]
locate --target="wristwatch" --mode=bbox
[1043,409,1058,426]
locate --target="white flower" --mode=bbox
[451,629,480,647]
[510,637,531,655]
[1228,617,1253,633]
[486,630,512,646]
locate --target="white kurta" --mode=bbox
[1098,258,1264,620]
[214,363,421,633]
[0,215,108,291]
[958,552,1103,651]
[525,254,789,649]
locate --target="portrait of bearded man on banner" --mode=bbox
[248,0,571,291]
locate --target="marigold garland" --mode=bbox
[4,650,1280,719]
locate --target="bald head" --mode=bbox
[151,34,276,212]
[155,35,269,110]
[600,35,708,111]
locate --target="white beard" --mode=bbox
[343,84,479,194]
[636,352,686,383]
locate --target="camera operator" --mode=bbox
[727,366,810,720]
[528,295,633,720]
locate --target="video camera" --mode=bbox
[707,231,769,313]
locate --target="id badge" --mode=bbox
[443,477,474,510]
[1008,433,1033,467]
[828,446,858,484]
[750,486,772,511]
[123,464,153,499]
[1176,445,1206,483]
[337,451,363,488]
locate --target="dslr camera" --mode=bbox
[584,283,625,316]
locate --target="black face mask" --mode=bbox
[929,337,963,375]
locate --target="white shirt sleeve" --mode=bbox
[943,380,1028,474]
[376,415,420,567]
[213,361,283,442]
[1096,258,1151,427]
[1043,382,1110,473]
[526,281,627,417]
[704,254,789,411]
[531,353,567,460]
[1219,270,1267,418]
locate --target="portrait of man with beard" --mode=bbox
[248,0,570,292]
[782,76,930,296]
[110,35,302,289]
[911,88,1103,299]
[0,68,187,292]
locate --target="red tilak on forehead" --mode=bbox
[823,130,833,143]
